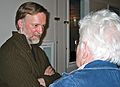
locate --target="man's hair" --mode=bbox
[15,2,49,30]
[79,9,120,65]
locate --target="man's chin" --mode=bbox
[28,39,40,44]
[31,40,40,44]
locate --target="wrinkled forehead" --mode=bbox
[24,12,46,23]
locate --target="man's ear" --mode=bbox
[81,42,91,63]
[17,19,23,30]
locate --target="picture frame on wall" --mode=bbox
[40,42,55,68]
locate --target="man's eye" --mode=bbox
[42,25,45,29]
[34,24,38,27]
[32,24,45,29]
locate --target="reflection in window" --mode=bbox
[69,0,80,62]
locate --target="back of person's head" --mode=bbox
[78,9,120,65]
[15,1,49,30]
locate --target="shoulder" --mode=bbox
[49,71,83,87]
[0,36,17,58]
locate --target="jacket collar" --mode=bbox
[84,60,118,69]
[12,31,42,46]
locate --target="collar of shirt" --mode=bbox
[77,63,87,70]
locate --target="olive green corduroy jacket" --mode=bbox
[0,32,61,87]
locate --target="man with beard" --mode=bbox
[0,2,61,87]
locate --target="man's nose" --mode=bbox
[35,25,44,34]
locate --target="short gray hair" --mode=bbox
[79,9,120,65]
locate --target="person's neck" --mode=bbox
[77,63,87,70]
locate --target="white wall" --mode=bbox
[0,0,15,46]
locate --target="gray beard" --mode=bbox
[18,30,40,45]
[27,37,40,45]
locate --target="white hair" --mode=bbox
[79,9,120,65]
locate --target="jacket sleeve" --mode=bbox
[0,53,43,87]
[36,46,61,87]
[43,72,61,87]
[49,75,77,87]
